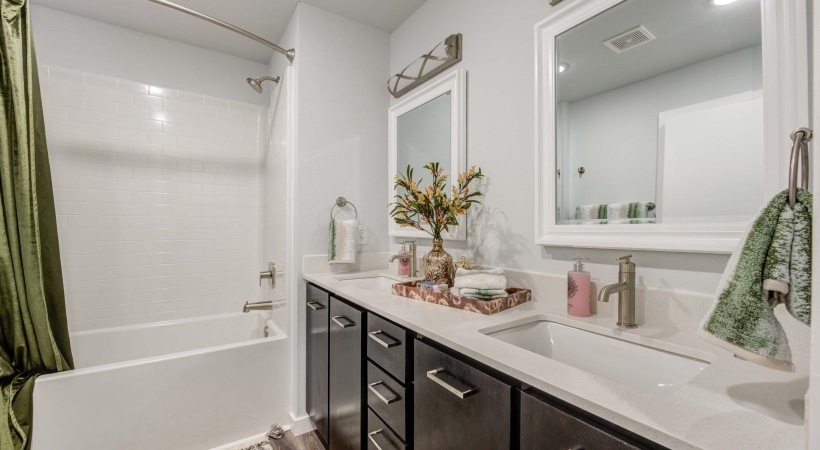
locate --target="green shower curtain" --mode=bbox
[0,1,74,449]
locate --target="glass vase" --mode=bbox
[424,238,454,286]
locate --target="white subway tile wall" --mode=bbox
[41,65,268,331]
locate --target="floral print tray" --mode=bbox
[391,281,531,315]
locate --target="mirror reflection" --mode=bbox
[397,92,452,192]
[554,0,763,225]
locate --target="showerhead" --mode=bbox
[246,76,280,94]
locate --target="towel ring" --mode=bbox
[788,127,813,208]
[330,197,358,220]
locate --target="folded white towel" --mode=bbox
[453,273,507,290]
[459,288,507,297]
[328,219,357,264]
[455,267,505,277]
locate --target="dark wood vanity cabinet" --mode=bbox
[305,282,664,450]
[413,339,513,450]
[328,296,365,450]
[520,389,661,450]
[306,284,330,444]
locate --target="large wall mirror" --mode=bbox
[536,0,808,253]
[388,69,466,240]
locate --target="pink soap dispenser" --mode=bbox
[568,257,591,317]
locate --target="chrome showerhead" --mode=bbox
[246,76,280,94]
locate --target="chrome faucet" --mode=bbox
[389,240,417,277]
[597,255,637,329]
[243,300,273,312]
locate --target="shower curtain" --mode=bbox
[0,1,74,449]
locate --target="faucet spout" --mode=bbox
[597,255,638,329]
[597,282,628,303]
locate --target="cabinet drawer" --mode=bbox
[367,362,408,441]
[367,313,408,383]
[329,297,363,450]
[367,408,406,450]
[305,284,329,443]
[520,390,643,450]
[414,339,512,450]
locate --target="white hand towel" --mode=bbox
[454,267,508,290]
[328,219,357,264]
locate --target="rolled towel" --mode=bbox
[699,189,812,372]
[459,288,508,298]
[464,294,508,300]
[453,268,507,290]
[328,219,357,264]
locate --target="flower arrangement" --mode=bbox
[389,162,484,239]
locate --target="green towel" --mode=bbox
[700,189,812,372]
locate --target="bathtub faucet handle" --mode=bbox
[259,262,276,288]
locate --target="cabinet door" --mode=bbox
[520,390,643,450]
[306,284,330,443]
[329,296,364,450]
[414,339,512,450]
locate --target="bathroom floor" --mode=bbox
[238,431,324,450]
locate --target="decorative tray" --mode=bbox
[391,281,531,315]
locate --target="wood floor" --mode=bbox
[269,431,325,450]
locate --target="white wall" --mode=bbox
[41,65,266,331]
[390,0,732,296]
[283,2,390,425]
[566,46,762,213]
[31,5,269,105]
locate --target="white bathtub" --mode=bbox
[31,312,291,450]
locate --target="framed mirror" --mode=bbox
[388,69,466,240]
[535,0,808,253]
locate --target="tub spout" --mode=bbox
[243,301,273,312]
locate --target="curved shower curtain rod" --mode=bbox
[147,0,295,62]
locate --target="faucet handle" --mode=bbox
[401,240,416,246]
[617,255,635,272]
[618,254,632,262]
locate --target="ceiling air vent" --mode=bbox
[603,26,656,54]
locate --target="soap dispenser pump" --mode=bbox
[568,257,591,317]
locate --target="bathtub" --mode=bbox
[31,311,291,450]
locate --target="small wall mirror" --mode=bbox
[536,0,807,252]
[388,69,466,240]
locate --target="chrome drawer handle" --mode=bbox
[368,380,400,405]
[368,330,400,348]
[307,302,325,310]
[368,429,385,450]
[331,315,355,328]
[426,368,477,399]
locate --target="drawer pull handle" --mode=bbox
[368,429,385,450]
[368,330,400,348]
[426,368,477,399]
[306,302,325,310]
[331,315,355,328]
[368,380,400,405]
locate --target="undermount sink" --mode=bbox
[483,319,712,394]
[337,275,401,291]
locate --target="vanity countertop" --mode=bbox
[304,270,807,450]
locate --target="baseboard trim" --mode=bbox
[289,412,315,436]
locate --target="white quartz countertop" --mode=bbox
[304,270,807,450]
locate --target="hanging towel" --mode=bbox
[607,202,656,219]
[453,267,507,290]
[699,189,812,372]
[328,219,357,264]
[575,204,608,220]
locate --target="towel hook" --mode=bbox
[330,196,358,220]
[788,127,813,208]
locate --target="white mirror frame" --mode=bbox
[534,0,809,254]
[388,69,467,240]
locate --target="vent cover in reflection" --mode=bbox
[603,26,656,53]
